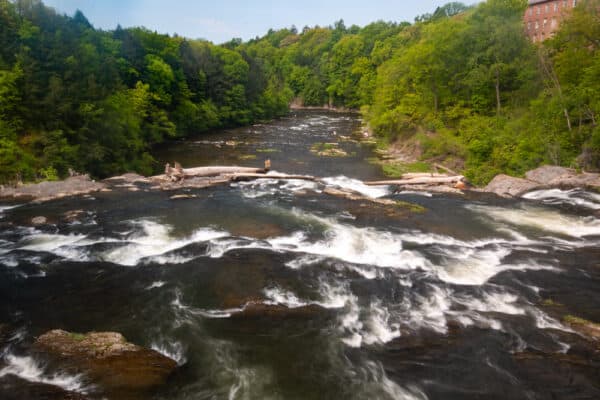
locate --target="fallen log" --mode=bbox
[151,166,267,183]
[400,172,450,179]
[365,176,465,186]
[183,166,265,178]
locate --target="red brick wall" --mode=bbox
[524,0,577,42]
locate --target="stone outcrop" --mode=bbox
[33,330,177,397]
[526,165,600,189]
[0,176,106,203]
[484,174,543,198]
[525,166,576,184]
[485,166,600,198]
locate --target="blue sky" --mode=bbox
[43,0,476,43]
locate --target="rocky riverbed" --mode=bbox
[1,111,599,400]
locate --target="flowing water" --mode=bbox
[1,111,600,399]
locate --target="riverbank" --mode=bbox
[2,163,599,206]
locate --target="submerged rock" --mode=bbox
[0,375,88,400]
[33,330,177,396]
[563,316,600,341]
[31,216,48,225]
[231,302,323,319]
[484,174,542,198]
[62,210,86,223]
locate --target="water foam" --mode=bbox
[102,220,228,266]
[322,176,390,198]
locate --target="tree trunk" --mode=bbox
[538,49,572,131]
[564,108,572,131]
[365,176,464,186]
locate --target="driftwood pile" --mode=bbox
[365,172,469,192]
[155,162,467,194]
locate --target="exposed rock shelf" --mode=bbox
[485,166,600,198]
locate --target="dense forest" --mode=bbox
[0,0,598,184]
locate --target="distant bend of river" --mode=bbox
[1,111,600,399]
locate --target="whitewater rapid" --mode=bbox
[2,170,599,399]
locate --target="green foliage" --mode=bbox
[1,0,598,185]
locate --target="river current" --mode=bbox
[1,111,600,399]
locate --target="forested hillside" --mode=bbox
[0,0,598,184]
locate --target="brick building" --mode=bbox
[524,0,578,42]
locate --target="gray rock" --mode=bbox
[525,165,600,191]
[551,173,600,189]
[484,174,542,198]
[525,166,576,184]
[0,176,106,203]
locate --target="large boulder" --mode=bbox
[484,174,542,198]
[525,165,576,184]
[33,330,177,397]
[525,165,600,190]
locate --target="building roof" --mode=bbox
[528,0,552,4]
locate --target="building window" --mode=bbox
[527,22,531,30]
[551,18,557,28]
[545,4,549,13]
[543,18,547,27]
[535,21,539,29]
[554,3,558,11]
[563,0,567,7]
[537,6,540,14]
[573,0,577,7]
[529,8,533,16]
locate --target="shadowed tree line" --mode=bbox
[0,0,598,184]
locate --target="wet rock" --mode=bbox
[563,316,600,341]
[231,302,323,319]
[33,330,177,396]
[525,165,576,184]
[31,216,48,225]
[62,210,85,223]
[230,221,286,239]
[484,174,542,197]
[0,375,89,400]
[0,323,10,349]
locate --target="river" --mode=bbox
[1,111,600,399]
